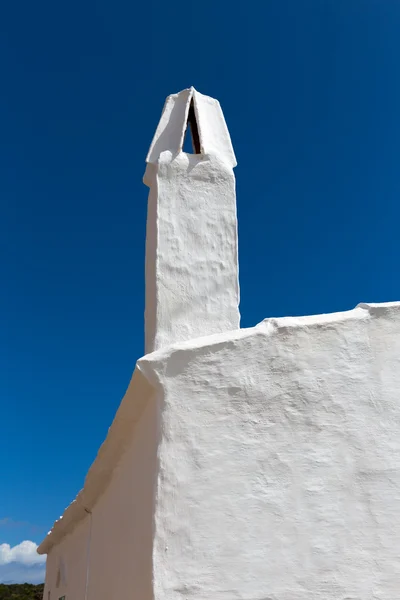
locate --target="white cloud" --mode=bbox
[0,541,46,584]
[0,540,45,566]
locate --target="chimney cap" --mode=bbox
[146,87,237,168]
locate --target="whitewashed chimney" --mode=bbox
[143,87,240,353]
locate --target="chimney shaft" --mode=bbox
[143,88,240,353]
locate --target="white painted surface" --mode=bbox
[146,88,236,168]
[87,397,157,600]
[144,151,240,353]
[42,383,156,600]
[144,88,239,353]
[39,88,400,600]
[139,302,400,600]
[39,86,239,554]
[43,516,90,600]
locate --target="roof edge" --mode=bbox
[37,367,154,555]
[38,301,400,554]
[137,301,400,368]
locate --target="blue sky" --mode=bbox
[2,0,400,584]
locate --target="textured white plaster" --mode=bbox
[144,88,239,353]
[39,87,240,560]
[144,151,240,352]
[138,302,400,600]
[43,516,90,600]
[41,383,156,600]
[146,87,236,168]
[38,87,400,600]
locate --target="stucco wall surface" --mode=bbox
[39,371,156,600]
[44,515,90,600]
[144,150,240,354]
[87,396,157,600]
[146,87,236,169]
[44,395,157,600]
[139,302,400,600]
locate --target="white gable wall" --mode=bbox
[44,515,90,600]
[139,303,400,600]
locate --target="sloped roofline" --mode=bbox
[37,369,153,555]
[137,302,400,388]
[38,301,400,554]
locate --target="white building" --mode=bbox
[38,88,400,600]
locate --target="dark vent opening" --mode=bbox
[183,99,201,154]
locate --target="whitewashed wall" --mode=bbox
[39,86,400,600]
[42,390,157,600]
[87,397,157,600]
[144,151,239,353]
[39,87,241,599]
[44,515,89,600]
[144,88,240,354]
[139,302,400,600]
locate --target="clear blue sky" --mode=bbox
[2,0,400,583]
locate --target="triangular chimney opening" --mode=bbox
[183,98,201,154]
